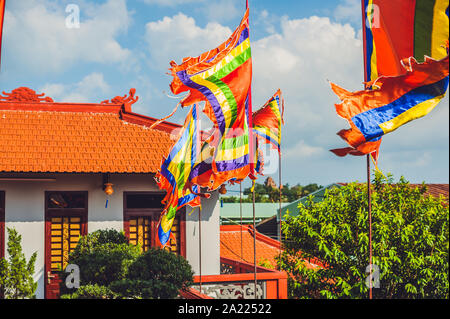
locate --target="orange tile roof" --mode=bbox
[220,225,321,270]
[0,87,181,173]
[409,184,449,201]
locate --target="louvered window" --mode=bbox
[124,192,184,256]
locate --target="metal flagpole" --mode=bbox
[240,183,243,261]
[245,0,257,300]
[252,182,257,298]
[367,154,373,299]
[245,0,257,299]
[198,207,202,294]
[361,3,373,299]
[278,150,282,255]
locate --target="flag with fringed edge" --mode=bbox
[331,51,449,155]
[331,0,449,161]
[252,89,284,154]
[362,0,449,83]
[169,8,254,191]
[155,104,203,247]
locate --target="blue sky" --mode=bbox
[1,0,448,189]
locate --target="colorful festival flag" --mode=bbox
[0,0,5,68]
[155,104,202,247]
[331,51,449,150]
[363,0,449,83]
[169,8,253,191]
[252,89,284,154]
[332,0,449,159]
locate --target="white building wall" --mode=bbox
[0,173,220,299]
[186,191,221,277]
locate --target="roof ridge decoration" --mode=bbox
[101,88,138,106]
[0,87,54,103]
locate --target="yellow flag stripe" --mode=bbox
[379,94,445,134]
[431,0,450,59]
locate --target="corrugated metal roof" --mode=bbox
[220,202,280,219]
[278,183,344,220]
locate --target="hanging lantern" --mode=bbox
[104,183,114,196]
[219,184,227,195]
[102,173,114,195]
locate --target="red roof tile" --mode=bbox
[220,225,321,270]
[0,87,181,174]
[409,184,449,200]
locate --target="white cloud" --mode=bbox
[198,0,241,23]
[334,0,362,25]
[142,0,240,22]
[141,0,205,6]
[144,13,232,69]
[285,140,325,159]
[251,16,363,141]
[40,72,111,103]
[4,0,132,73]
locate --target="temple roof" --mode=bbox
[0,87,180,174]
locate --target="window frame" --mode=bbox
[44,191,88,299]
[0,191,4,259]
[123,191,186,257]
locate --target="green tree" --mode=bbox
[61,229,194,299]
[110,248,194,299]
[278,174,449,299]
[0,228,37,299]
[241,180,321,203]
[59,229,141,297]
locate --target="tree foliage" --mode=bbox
[62,229,141,289]
[110,248,194,299]
[0,228,38,299]
[60,229,194,299]
[222,177,321,203]
[278,174,449,299]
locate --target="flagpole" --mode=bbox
[278,150,282,253]
[0,0,5,70]
[240,183,243,261]
[246,0,257,299]
[367,154,373,299]
[361,2,373,299]
[252,183,257,298]
[198,208,202,294]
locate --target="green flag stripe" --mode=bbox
[205,48,252,124]
[207,47,252,82]
[220,134,249,150]
[206,77,238,125]
[414,0,436,60]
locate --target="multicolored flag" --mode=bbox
[331,51,449,150]
[331,0,449,160]
[0,0,5,68]
[363,0,449,83]
[188,138,214,189]
[169,8,253,191]
[155,104,202,247]
[253,89,284,154]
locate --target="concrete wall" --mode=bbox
[0,173,220,299]
[186,191,220,277]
